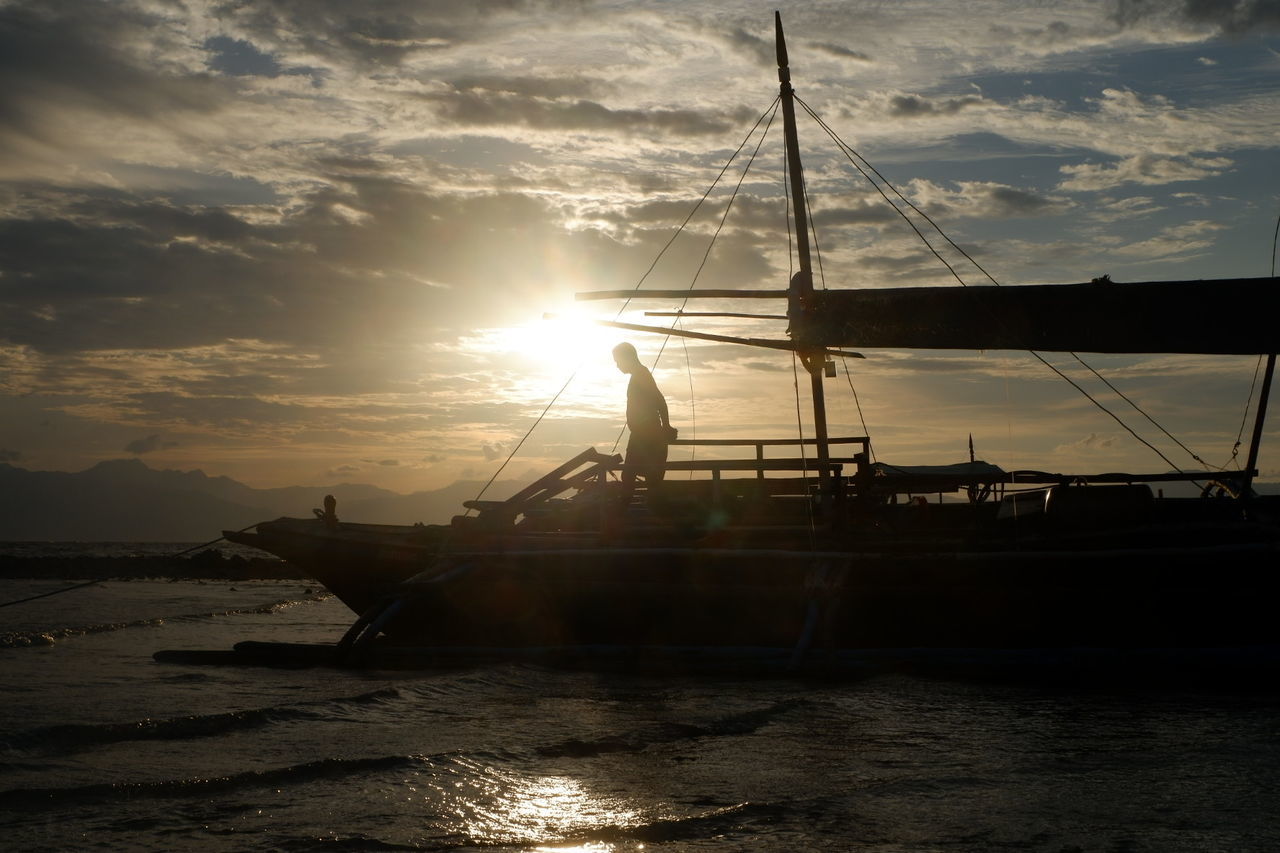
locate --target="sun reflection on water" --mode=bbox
[427,757,654,849]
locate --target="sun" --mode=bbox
[501,307,622,376]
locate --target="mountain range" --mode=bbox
[0,459,507,541]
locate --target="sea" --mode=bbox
[2,544,1279,852]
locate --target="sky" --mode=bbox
[1,0,1278,494]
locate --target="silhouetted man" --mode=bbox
[612,342,674,489]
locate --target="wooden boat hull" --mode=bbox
[384,544,1280,649]
[226,517,448,615]
[227,515,1280,652]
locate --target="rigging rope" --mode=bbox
[1232,205,1280,466]
[794,95,1221,477]
[469,369,580,510]
[797,97,974,288]
[619,98,781,319]
[791,351,817,542]
[682,105,779,297]
[1068,353,1213,470]
[1027,350,1189,477]
[678,322,697,477]
[842,360,876,462]
[481,99,785,496]
[0,523,266,608]
[611,97,778,455]
[1230,355,1266,466]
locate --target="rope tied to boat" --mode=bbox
[0,521,271,610]
[0,578,104,609]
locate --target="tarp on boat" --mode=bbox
[870,461,1007,494]
[800,278,1277,354]
[873,461,1006,479]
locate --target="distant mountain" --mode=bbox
[0,460,510,542]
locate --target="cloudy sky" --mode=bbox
[2,0,1278,494]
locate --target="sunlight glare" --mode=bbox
[506,308,620,376]
[433,763,651,848]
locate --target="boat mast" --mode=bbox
[776,11,833,504]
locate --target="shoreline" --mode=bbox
[0,550,307,581]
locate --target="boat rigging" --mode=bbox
[203,13,1280,673]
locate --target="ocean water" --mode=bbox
[2,568,1280,851]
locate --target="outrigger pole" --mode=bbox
[776,11,834,507]
[1243,352,1276,497]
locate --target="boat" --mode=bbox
[219,14,1279,673]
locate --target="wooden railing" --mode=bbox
[666,436,871,481]
[461,437,873,524]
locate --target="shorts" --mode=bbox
[624,431,669,483]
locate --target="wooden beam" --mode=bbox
[576,289,788,301]
[591,317,864,358]
[645,311,788,320]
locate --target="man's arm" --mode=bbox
[642,368,669,427]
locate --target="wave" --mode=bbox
[570,801,784,845]
[0,753,426,812]
[255,805,782,853]
[0,750,538,815]
[0,591,330,648]
[268,835,425,852]
[537,697,810,758]
[0,686,404,756]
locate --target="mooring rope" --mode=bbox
[0,521,268,609]
[0,578,104,609]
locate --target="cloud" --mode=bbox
[1058,153,1233,191]
[0,176,663,357]
[907,179,1069,219]
[0,448,22,462]
[424,85,755,137]
[1083,195,1164,223]
[1112,0,1280,35]
[886,94,985,118]
[124,434,178,454]
[0,2,237,183]
[448,75,610,100]
[212,0,549,71]
[1112,219,1226,258]
[1055,432,1118,453]
[810,42,873,63]
[812,201,903,228]
[0,0,1276,492]
[721,26,774,67]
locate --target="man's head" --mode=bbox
[612,341,639,373]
